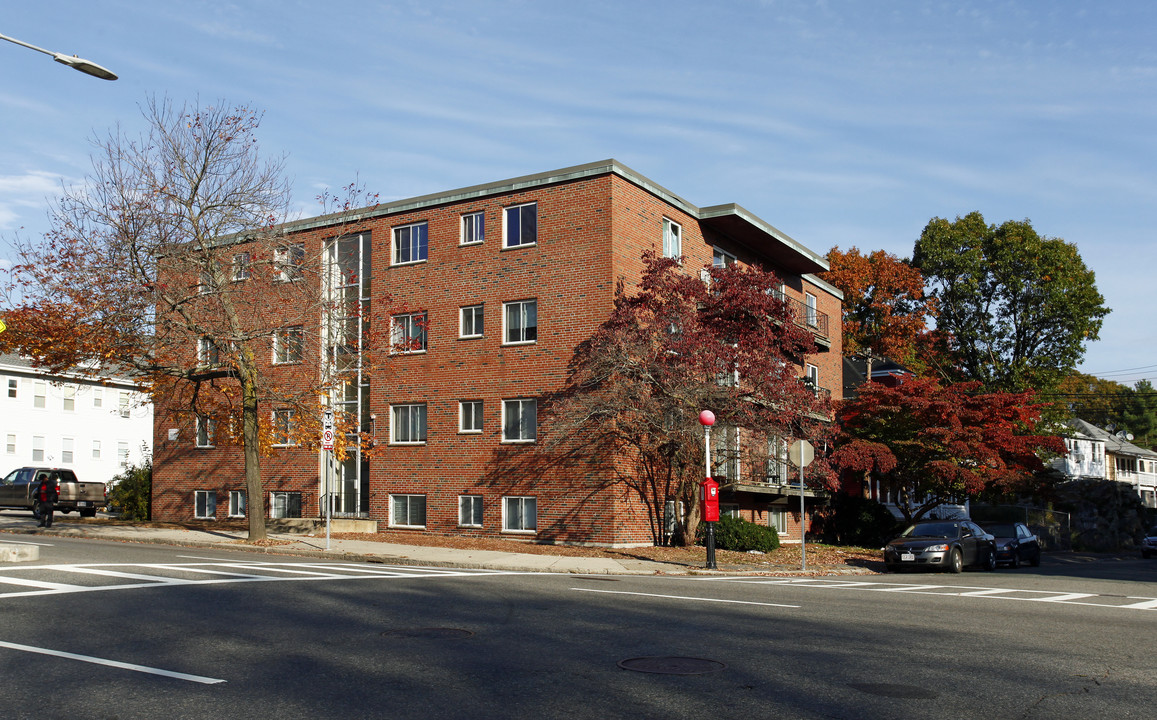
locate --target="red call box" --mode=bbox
[701,477,720,522]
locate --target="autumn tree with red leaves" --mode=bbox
[541,253,834,545]
[831,376,1065,521]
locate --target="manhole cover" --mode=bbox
[848,682,939,699]
[381,628,474,639]
[618,656,726,675]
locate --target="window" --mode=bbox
[391,313,427,353]
[767,436,788,484]
[92,440,101,460]
[63,386,75,412]
[393,221,428,265]
[232,252,251,281]
[459,495,483,527]
[272,409,295,446]
[768,507,788,535]
[32,436,44,462]
[119,392,131,418]
[503,299,537,344]
[229,491,246,518]
[503,496,537,532]
[61,438,74,464]
[194,491,216,519]
[806,364,820,395]
[391,494,427,528]
[34,382,46,409]
[198,336,220,367]
[459,400,483,433]
[391,404,427,444]
[713,247,737,268]
[461,211,485,245]
[460,305,484,339]
[502,399,537,443]
[93,388,102,408]
[7,378,16,398]
[275,243,305,282]
[805,292,818,327]
[6,434,15,455]
[195,415,215,448]
[662,218,682,259]
[271,491,302,519]
[198,269,217,295]
[712,425,740,480]
[504,202,537,248]
[273,326,304,364]
[721,504,740,519]
[118,441,130,466]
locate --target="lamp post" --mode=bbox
[0,31,118,80]
[699,410,718,570]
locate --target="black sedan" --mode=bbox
[981,522,1041,568]
[883,519,997,573]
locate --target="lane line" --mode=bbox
[0,640,225,684]
[572,587,799,608]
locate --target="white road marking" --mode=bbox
[0,640,225,684]
[572,587,799,608]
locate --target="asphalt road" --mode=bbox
[0,536,1154,719]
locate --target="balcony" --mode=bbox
[772,291,830,344]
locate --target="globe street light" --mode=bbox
[0,31,118,80]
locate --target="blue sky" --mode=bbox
[2,1,1155,384]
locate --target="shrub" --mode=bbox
[107,460,151,521]
[812,494,900,548]
[696,515,780,553]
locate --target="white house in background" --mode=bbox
[1054,418,1157,509]
[1,353,153,486]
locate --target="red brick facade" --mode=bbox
[152,161,842,546]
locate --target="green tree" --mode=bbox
[1120,379,1157,450]
[1051,372,1128,428]
[912,212,1109,393]
[108,460,152,522]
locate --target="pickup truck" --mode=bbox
[0,467,108,518]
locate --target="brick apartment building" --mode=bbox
[151,160,843,546]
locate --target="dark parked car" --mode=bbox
[883,519,996,573]
[1142,527,1157,559]
[981,522,1041,568]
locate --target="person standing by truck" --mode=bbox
[34,473,57,528]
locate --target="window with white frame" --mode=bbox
[459,495,484,527]
[461,211,485,245]
[195,415,215,448]
[391,312,427,353]
[275,243,305,282]
[768,507,788,535]
[198,269,217,295]
[117,441,130,466]
[34,382,46,409]
[503,496,537,532]
[6,434,15,455]
[93,388,102,408]
[459,400,483,433]
[198,336,220,367]
[232,252,251,281]
[805,292,818,327]
[91,440,101,460]
[119,392,131,418]
[806,364,820,394]
[504,202,537,248]
[503,299,537,344]
[391,494,427,528]
[392,221,428,265]
[270,491,301,519]
[63,385,75,412]
[7,378,16,398]
[273,326,304,364]
[391,404,427,444]
[272,409,295,446]
[712,425,740,480]
[32,436,44,462]
[502,399,537,443]
[767,435,789,483]
[460,304,484,339]
[713,247,737,268]
[721,504,740,519]
[194,490,216,519]
[61,438,74,464]
[229,490,246,518]
[662,218,682,259]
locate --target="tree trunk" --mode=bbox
[241,359,267,542]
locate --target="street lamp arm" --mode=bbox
[0,31,118,80]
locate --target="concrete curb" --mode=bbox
[0,542,38,562]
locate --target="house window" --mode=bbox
[806,364,820,395]
[391,404,427,444]
[273,326,304,364]
[119,392,131,418]
[768,507,788,535]
[502,399,537,443]
[662,218,682,259]
[270,491,301,519]
[393,222,428,265]
[767,436,788,483]
[32,436,44,462]
[459,400,483,433]
[503,299,537,344]
[61,438,74,464]
[459,495,484,527]
[118,441,130,466]
[721,504,740,519]
[713,247,737,268]
[198,269,216,295]
[391,313,427,353]
[272,409,295,446]
[504,202,537,248]
[194,490,216,519]
[6,434,16,455]
[391,494,427,528]
[92,440,101,460]
[63,386,75,412]
[275,243,305,282]
[198,337,220,367]
[232,252,251,281]
[229,490,246,518]
[805,292,818,328]
[195,415,215,448]
[7,378,15,398]
[93,388,102,408]
[503,496,537,532]
[461,211,485,245]
[712,425,740,481]
[34,382,46,409]
[460,305,484,339]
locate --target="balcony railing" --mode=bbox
[772,290,829,339]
